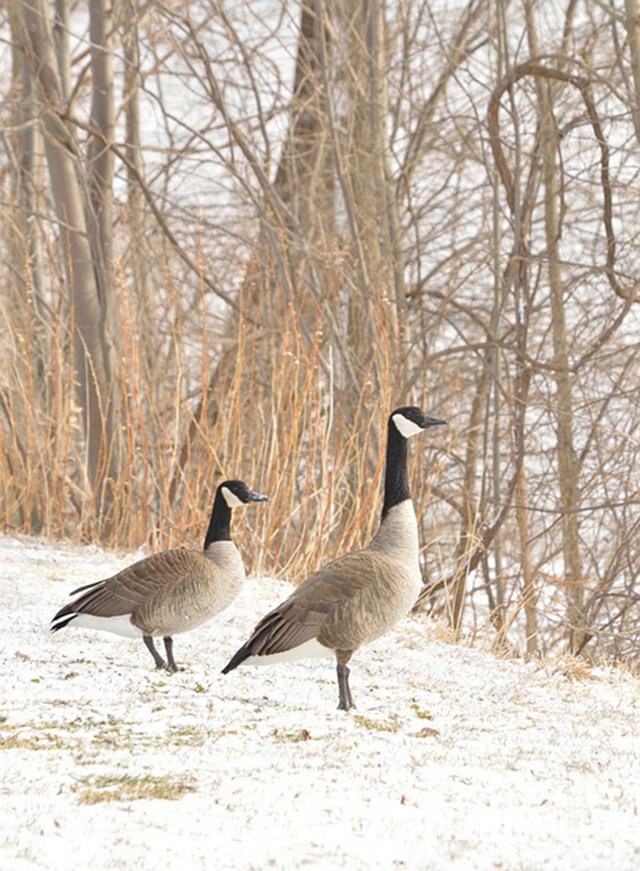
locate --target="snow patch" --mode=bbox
[0,532,638,871]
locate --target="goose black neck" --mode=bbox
[381,421,411,520]
[204,489,232,548]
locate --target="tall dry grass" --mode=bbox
[0,255,451,585]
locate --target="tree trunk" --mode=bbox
[273,0,335,249]
[516,462,538,657]
[450,366,490,635]
[6,1,46,390]
[19,0,120,536]
[524,0,584,653]
[53,0,70,100]
[88,0,115,300]
[87,0,121,517]
[539,88,584,652]
[341,0,400,379]
[121,0,154,381]
[168,0,338,499]
[625,0,640,145]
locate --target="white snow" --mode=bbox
[0,533,638,871]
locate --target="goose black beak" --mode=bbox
[422,415,447,428]
[247,491,269,503]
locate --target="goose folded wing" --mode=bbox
[236,599,325,656]
[245,550,385,656]
[67,549,199,618]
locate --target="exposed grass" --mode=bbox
[167,725,206,746]
[410,701,434,720]
[353,714,401,733]
[0,716,227,754]
[539,654,595,682]
[0,729,76,751]
[272,727,312,743]
[76,773,196,805]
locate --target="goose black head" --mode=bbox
[218,480,269,509]
[390,406,447,439]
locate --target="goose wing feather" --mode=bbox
[234,549,394,658]
[65,549,200,618]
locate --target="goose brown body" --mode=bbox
[223,408,446,709]
[66,543,246,638]
[51,480,267,671]
[134,543,245,636]
[240,501,421,659]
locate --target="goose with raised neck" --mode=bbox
[222,407,446,710]
[51,480,268,672]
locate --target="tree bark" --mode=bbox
[88,0,115,300]
[19,0,120,535]
[120,0,155,385]
[6,1,46,390]
[521,0,583,652]
[450,366,490,635]
[524,3,585,653]
[273,0,335,249]
[541,107,585,652]
[516,462,538,657]
[625,0,640,145]
[53,0,70,100]
[340,0,401,376]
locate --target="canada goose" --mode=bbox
[222,407,446,709]
[51,480,268,672]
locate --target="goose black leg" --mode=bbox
[163,636,181,673]
[337,663,355,711]
[143,635,166,669]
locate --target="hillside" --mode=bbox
[0,534,638,871]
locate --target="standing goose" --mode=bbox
[222,407,446,709]
[51,480,268,672]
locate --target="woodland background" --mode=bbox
[0,0,638,664]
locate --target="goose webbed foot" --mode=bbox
[337,663,355,711]
[163,637,183,673]
[143,635,167,670]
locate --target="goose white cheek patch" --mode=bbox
[392,413,423,438]
[221,487,243,508]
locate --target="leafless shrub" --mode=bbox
[0,0,637,665]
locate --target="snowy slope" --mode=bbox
[0,533,638,871]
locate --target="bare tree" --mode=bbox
[19,0,120,533]
[1,0,637,664]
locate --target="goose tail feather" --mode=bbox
[221,644,252,674]
[50,606,77,632]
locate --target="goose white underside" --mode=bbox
[54,613,143,639]
[242,637,333,667]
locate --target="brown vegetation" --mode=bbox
[0,0,637,663]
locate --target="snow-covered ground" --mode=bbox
[0,533,638,871]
